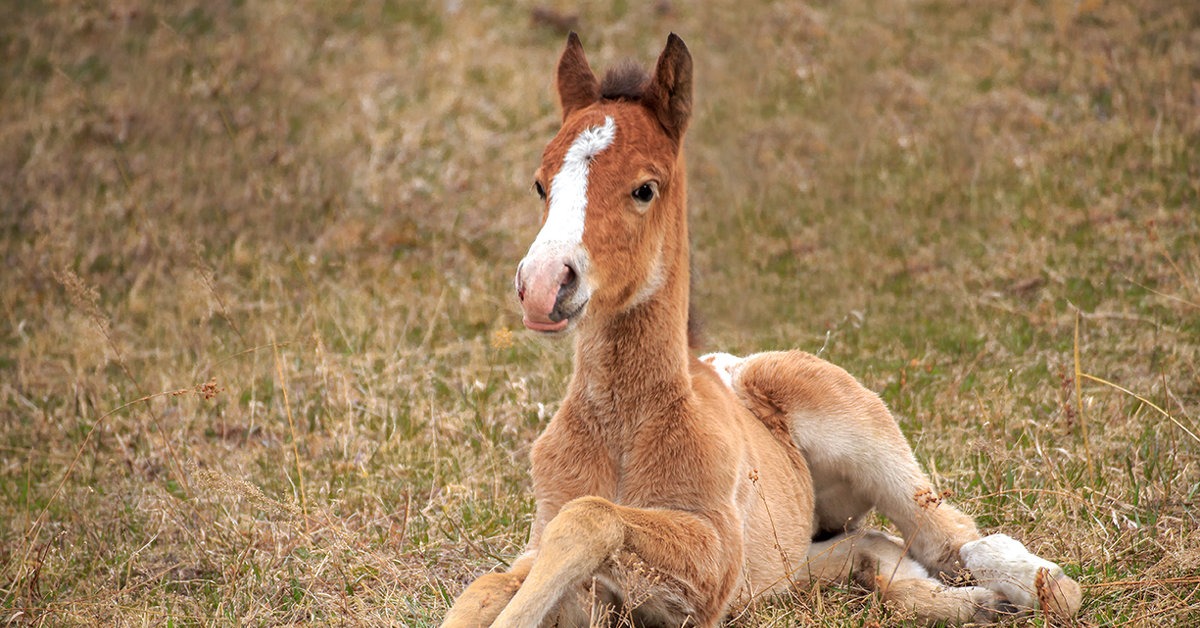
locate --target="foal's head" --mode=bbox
[515,34,693,334]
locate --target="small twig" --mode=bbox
[816,329,833,357]
[748,469,797,589]
[436,506,509,568]
[193,250,248,347]
[57,270,192,496]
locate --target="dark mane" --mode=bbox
[600,60,650,101]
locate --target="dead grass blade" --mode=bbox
[1073,310,1096,480]
[271,337,310,531]
[1080,373,1200,447]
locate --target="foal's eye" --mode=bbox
[534,181,547,200]
[632,183,655,203]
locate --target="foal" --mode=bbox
[443,33,1082,627]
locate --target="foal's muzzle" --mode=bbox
[516,246,588,333]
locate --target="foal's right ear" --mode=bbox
[556,32,600,120]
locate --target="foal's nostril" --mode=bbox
[551,262,580,323]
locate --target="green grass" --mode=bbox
[2,0,1198,625]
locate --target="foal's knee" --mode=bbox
[542,496,625,557]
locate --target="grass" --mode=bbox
[2,0,1198,625]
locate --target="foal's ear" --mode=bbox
[646,33,693,142]
[557,32,600,120]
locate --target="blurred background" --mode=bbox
[2,1,1198,624]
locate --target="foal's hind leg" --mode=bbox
[704,350,1082,619]
[803,530,1009,624]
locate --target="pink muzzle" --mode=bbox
[515,251,581,332]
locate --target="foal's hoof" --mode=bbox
[1035,565,1084,619]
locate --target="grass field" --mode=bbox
[2,0,1198,625]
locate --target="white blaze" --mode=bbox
[531,116,617,249]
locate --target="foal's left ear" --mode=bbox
[557,32,600,120]
[646,33,693,142]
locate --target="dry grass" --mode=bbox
[2,0,1197,625]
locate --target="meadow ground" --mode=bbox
[2,0,1198,625]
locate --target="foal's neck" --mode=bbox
[570,253,692,428]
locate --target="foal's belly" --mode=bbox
[810,465,874,537]
[734,422,817,598]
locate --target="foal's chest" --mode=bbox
[530,410,732,515]
[529,421,618,510]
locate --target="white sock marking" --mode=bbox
[961,533,1065,609]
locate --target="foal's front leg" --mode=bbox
[442,556,532,628]
[490,496,735,628]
